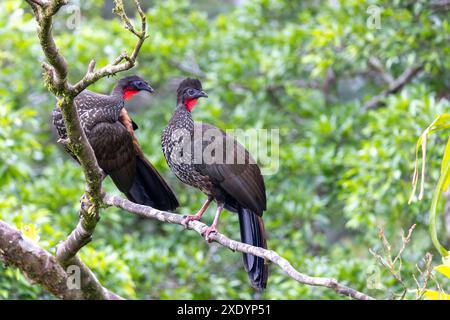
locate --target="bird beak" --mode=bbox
[143,84,155,94]
[195,90,208,98]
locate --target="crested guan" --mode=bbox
[53,75,179,211]
[161,78,269,291]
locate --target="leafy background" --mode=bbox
[0,0,449,299]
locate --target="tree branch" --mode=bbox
[363,63,424,111]
[71,0,148,95]
[0,220,123,300]
[23,0,374,300]
[367,56,394,84]
[24,0,149,299]
[103,194,374,300]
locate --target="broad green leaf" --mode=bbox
[429,159,450,257]
[409,114,450,204]
[410,114,450,257]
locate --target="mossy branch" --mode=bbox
[23,0,149,299]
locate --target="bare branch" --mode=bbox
[71,0,148,95]
[27,2,104,279]
[363,63,423,111]
[387,64,424,95]
[113,0,141,38]
[28,0,68,93]
[103,194,374,300]
[56,218,96,263]
[26,0,48,8]
[370,226,413,298]
[87,59,96,74]
[370,225,434,300]
[0,220,71,299]
[393,224,416,265]
[415,252,433,299]
[25,0,149,299]
[61,255,123,300]
[368,56,394,84]
[0,220,122,300]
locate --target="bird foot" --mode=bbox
[181,214,202,229]
[202,225,217,243]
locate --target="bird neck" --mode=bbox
[112,85,125,97]
[170,103,194,131]
[112,85,139,102]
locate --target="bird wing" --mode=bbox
[193,123,266,215]
[118,107,143,156]
[53,90,118,140]
[88,121,136,193]
[74,90,116,110]
[118,108,180,210]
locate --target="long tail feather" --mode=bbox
[125,156,179,211]
[238,207,268,291]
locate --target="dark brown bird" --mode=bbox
[53,75,179,211]
[161,78,268,290]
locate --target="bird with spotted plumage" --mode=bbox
[53,75,179,211]
[161,78,269,291]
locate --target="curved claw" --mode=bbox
[202,225,217,242]
[181,198,212,229]
[181,214,201,229]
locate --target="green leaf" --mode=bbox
[410,114,450,203]
[429,158,450,257]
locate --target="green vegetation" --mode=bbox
[0,0,449,299]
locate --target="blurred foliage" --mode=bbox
[0,0,449,299]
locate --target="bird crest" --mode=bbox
[177,78,202,96]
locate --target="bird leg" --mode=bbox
[202,203,224,242]
[181,197,212,228]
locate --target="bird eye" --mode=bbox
[187,89,195,95]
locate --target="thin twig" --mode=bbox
[415,252,433,299]
[71,0,148,95]
[393,224,416,265]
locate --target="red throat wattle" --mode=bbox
[185,98,198,112]
[124,89,139,101]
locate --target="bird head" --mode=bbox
[116,75,154,101]
[177,78,208,112]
